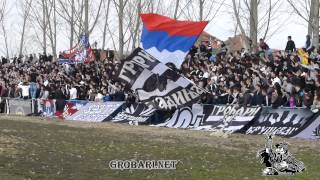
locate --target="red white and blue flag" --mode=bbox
[59,34,95,64]
[140,13,208,68]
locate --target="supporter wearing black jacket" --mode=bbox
[125,91,136,107]
[271,90,283,108]
[285,36,296,53]
[252,85,264,106]
[238,90,252,107]
[112,92,125,101]
[54,87,67,112]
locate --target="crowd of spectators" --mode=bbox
[1,35,320,111]
[0,50,127,104]
[181,35,320,111]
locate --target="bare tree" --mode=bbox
[70,0,75,48]
[105,0,152,54]
[42,0,47,53]
[145,0,164,14]
[309,0,315,36]
[44,0,58,58]
[102,0,111,50]
[249,0,258,51]
[28,0,48,53]
[56,0,102,49]
[83,0,103,36]
[181,0,225,21]
[232,0,250,49]
[312,0,319,48]
[53,0,57,57]
[113,0,129,58]
[78,0,85,38]
[126,0,142,51]
[88,0,103,35]
[84,0,88,35]
[0,2,4,27]
[231,0,283,52]
[57,0,79,48]
[287,0,320,48]
[173,0,180,19]
[287,0,314,35]
[18,0,33,56]
[199,0,205,21]
[0,0,9,58]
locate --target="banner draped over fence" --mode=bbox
[37,99,56,117]
[62,100,88,119]
[7,99,33,115]
[1,98,319,140]
[243,107,318,137]
[156,104,261,133]
[65,102,124,122]
[112,103,155,123]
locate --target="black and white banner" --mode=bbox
[293,115,320,140]
[199,105,261,132]
[112,103,155,123]
[116,48,205,110]
[155,104,205,128]
[156,104,261,133]
[245,107,317,137]
[66,102,124,122]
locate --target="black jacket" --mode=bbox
[252,92,264,106]
[285,40,296,52]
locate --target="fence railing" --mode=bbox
[0,97,314,115]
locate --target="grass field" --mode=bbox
[0,115,319,180]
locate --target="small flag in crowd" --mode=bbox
[59,34,95,64]
[140,13,208,68]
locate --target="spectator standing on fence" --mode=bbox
[18,81,30,99]
[285,36,296,53]
[29,68,38,99]
[69,84,78,100]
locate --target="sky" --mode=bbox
[206,15,307,50]
[0,0,311,56]
[203,1,308,50]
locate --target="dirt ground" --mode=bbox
[0,115,319,179]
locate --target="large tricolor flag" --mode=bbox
[140,13,208,68]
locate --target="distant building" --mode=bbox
[195,31,222,49]
[196,32,251,53]
[224,34,250,52]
